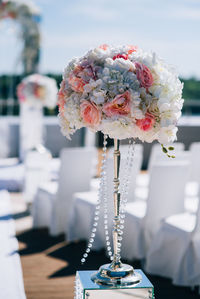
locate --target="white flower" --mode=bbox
[58,45,183,144]
[101,119,133,139]
[158,126,178,144]
[17,74,58,108]
[90,90,106,105]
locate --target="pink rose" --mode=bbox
[136,113,155,131]
[135,62,154,90]
[68,74,85,93]
[68,61,98,93]
[127,45,138,54]
[99,44,109,50]
[103,91,131,117]
[80,100,101,127]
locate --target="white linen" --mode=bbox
[0,190,26,299]
[0,164,24,192]
[33,147,96,236]
[189,142,200,182]
[121,161,190,261]
[23,150,52,203]
[145,186,200,286]
[20,103,43,160]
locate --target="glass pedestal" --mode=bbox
[75,269,154,299]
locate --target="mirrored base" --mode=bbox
[75,270,154,299]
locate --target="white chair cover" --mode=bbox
[148,142,185,171]
[121,161,190,261]
[163,192,200,286]
[33,147,95,236]
[0,122,10,158]
[20,103,43,161]
[0,163,24,192]
[0,190,26,299]
[189,142,200,182]
[24,148,52,203]
[145,181,200,285]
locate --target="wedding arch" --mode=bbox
[0,0,41,74]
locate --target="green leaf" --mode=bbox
[168,146,174,151]
[162,147,168,154]
[171,155,175,158]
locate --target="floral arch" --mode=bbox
[0,0,41,74]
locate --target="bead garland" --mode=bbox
[117,139,135,256]
[81,137,135,264]
[81,134,108,264]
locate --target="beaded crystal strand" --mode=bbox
[117,139,135,255]
[81,135,108,264]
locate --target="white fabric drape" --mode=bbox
[20,103,43,160]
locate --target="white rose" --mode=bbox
[158,125,178,144]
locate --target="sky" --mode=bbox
[0,0,200,78]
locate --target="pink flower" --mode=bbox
[127,45,138,54]
[57,84,66,114]
[80,100,101,127]
[80,60,98,81]
[33,85,45,99]
[58,81,68,100]
[17,83,26,102]
[99,44,109,50]
[68,61,98,93]
[103,91,131,117]
[135,62,154,90]
[68,74,85,93]
[113,54,129,60]
[136,113,155,131]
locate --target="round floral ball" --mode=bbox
[17,74,58,108]
[58,44,184,144]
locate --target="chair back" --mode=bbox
[57,147,96,203]
[193,187,200,235]
[189,142,200,182]
[145,161,190,245]
[24,149,51,203]
[148,142,185,171]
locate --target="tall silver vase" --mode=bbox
[91,139,142,286]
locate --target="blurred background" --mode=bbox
[0,1,200,299]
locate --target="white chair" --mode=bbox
[136,150,191,202]
[0,163,24,192]
[137,142,185,189]
[145,188,200,287]
[24,148,52,204]
[68,149,143,250]
[121,161,190,261]
[0,190,26,299]
[148,142,185,171]
[32,147,96,236]
[0,122,10,158]
[184,143,200,214]
[189,142,200,183]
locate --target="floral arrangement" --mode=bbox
[58,44,183,144]
[17,74,58,108]
[0,0,40,20]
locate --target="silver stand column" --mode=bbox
[91,139,142,286]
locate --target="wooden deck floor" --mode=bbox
[10,194,200,299]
